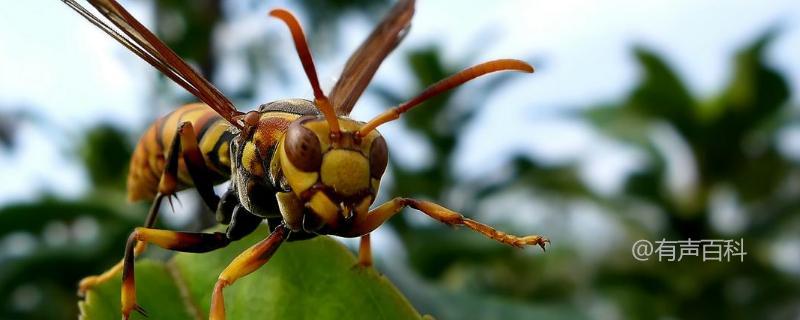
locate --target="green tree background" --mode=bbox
[0,1,798,319]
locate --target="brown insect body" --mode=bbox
[127,98,386,240]
[127,103,232,202]
[228,100,318,221]
[62,1,548,319]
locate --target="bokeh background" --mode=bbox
[2,0,800,319]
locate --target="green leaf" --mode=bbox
[79,227,423,319]
[581,103,653,146]
[715,29,788,122]
[80,261,194,320]
[79,125,132,190]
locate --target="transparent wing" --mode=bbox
[61,0,243,127]
[328,0,415,116]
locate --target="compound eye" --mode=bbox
[285,120,322,172]
[369,135,388,178]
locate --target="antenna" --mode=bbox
[270,9,341,136]
[357,59,533,137]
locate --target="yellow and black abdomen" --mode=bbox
[127,103,235,202]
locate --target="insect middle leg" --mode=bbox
[341,198,549,249]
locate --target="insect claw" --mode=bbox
[134,304,148,317]
[166,195,181,213]
[536,237,550,252]
[122,303,147,320]
[509,235,550,251]
[166,196,175,213]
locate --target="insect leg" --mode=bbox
[216,188,239,225]
[226,205,262,241]
[210,224,290,320]
[120,228,233,319]
[77,196,165,294]
[119,205,259,319]
[340,198,549,250]
[177,121,222,211]
[78,121,215,294]
[358,234,372,267]
[217,190,264,242]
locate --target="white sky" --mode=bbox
[0,0,799,204]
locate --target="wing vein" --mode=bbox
[328,0,415,116]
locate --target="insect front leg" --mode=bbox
[339,198,549,250]
[210,224,290,320]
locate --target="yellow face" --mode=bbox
[277,115,388,231]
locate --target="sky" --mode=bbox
[0,0,799,205]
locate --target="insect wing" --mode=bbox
[328,0,415,116]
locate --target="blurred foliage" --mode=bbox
[0,108,37,151]
[370,23,800,319]
[0,199,141,319]
[0,112,16,150]
[577,31,799,319]
[1,0,799,319]
[81,226,422,320]
[294,0,390,35]
[79,125,132,190]
[157,0,222,78]
[372,29,799,319]
[0,125,145,319]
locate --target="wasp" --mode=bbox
[62,0,548,319]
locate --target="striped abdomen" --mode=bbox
[127,103,235,201]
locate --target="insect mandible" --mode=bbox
[61,0,549,319]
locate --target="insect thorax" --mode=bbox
[230,99,319,218]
